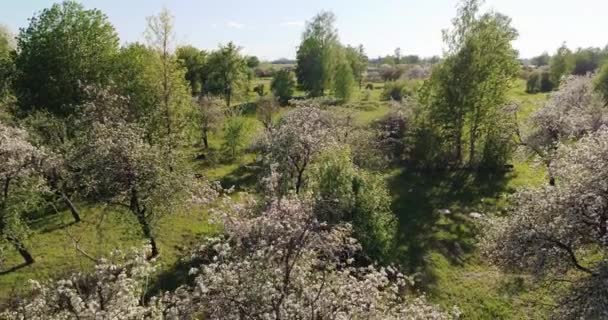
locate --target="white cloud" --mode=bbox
[280,21,304,27]
[226,21,244,29]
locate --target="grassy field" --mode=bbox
[0,78,552,318]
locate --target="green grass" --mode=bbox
[0,205,217,299]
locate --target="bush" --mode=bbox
[526,70,554,93]
[381,80,415,101]
[307,147,397,260]
[270,69,296,105]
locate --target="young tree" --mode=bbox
[222,114,246,160]
[256,95,278,131]
[270,69,296,105]
[349,45,368,89]
[0,122,48,265]
[420,0,519,166]
[549,44,574,87]
[333,60,355,102]
[483,129,608,319]
[203,42,248,107]
[296,11,339,97]
[196,95,224,149]
[145,8,191,157]
[261,106,341,194]
[15,1,119,117]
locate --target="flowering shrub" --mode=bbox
[166,195,457,319]
[0,122,49,265]
[522,75,608,184]
[483,129,608,319]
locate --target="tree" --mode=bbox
[222,114,246,160]
[333,60,355,102]
[270,69,296,105]
[176,45,207,96]
[531,52,550,67]
[296,11,339,97]
[203,42,248,107]
[345,45,367,89]
[483,129,608,319]
[256,95,278,131]
[196,96,224,149]
[0,25,14,95]
[420,0,519,166]
[246,55,260,69]
[519,75,607,185]
[571,47,604,76]
[394,47,402,64]
[261,106,341,194]
[70,96,185,258]
[15,1,119,117]
[0,122,48,265]
[145,8,192,156]
[113,43,162,137]
[549,44,574,87]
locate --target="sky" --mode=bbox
[1,0,607,61]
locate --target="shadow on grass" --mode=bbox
[0,262,30,275]
[387,168,512,287]
[219,162,264,192]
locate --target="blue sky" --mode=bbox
[1,0,607,60]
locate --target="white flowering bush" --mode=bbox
[164,195,457,319]
[522,75,608,184]
[483,129,608,319]
[0,122,49,265]
[0,247,165,320]
[257,106,342,194]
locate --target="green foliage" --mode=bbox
[344,45,367,88]
[222,114,247,160]
[420,0,519,167]
[203,42,248,107]
[307,147,396,260]
[270,69,296,105]
[531,52,550,67]
[381,80,415,101]
[333,60,355,102]
[595,64,608,105]
[15,1,119,117]
[549,44,574,87]
[296,11,338,97]
[176,45,206,95]
[526,70,554,93]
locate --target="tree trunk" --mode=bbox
[137,212,159,259]
[130,188,159,259]
[202,131,209,149]
[7,236,34,265]
[60,191,81,223]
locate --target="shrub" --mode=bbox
[270,69,296,105]
[381,80,415,101]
